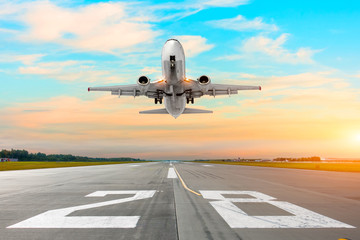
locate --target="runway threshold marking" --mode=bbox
[200,190,355,228]
[167,168,178,178]
[7,190,156,228]
[173,166,201,196]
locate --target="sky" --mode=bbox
[1,0,360,160]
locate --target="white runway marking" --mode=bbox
[200,191,355,229]
[202,165,213,167]
[167,168,178,178]
[8,190,156,229]
[129,165,140,167]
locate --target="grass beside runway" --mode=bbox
[200,161,360,172]
[0,161,144,171]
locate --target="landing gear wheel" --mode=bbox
[191,98,194,104]
[159,99,163,104]
[155,98,158,104]
[186,98,189,104]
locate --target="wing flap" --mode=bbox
[210,84,261,91]
[89,84,138,92]
[88,81,166,99]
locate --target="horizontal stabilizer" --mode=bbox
[183,108,213,114]
[139,108,169,114]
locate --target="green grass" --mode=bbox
[0,161,144,171]
[202,161,360,172]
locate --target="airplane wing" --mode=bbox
[88,80,166,98]
[183,80,261,98]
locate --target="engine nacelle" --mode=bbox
[198,75,211,85]
[137,75,150,86]
[197,75,211,92]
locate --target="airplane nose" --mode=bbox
[162,39,184,60]
[164,39,180,49]
[166,38,179,43]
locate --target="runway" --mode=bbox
[0,162,359,240]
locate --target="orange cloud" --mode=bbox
[1,83,360,159]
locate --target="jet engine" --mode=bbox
[197,75,211,92]
[137,76,150,86]
[198,75,211,85]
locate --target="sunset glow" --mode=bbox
[1,1,360,159]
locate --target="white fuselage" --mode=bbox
[161,39,186,118]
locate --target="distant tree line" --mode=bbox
[273,156,321,162]
[0,149,141,162]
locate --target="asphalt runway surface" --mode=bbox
[0,162,359,240]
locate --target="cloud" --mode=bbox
[1,1,250,54]
[242,34,317,64]
[0,53,44,65]
[234,71,358,121]
[219,34,318,64]
[0,72,358,159]
[19,60,80,74]
[1,84,360,159]
[174,35,214,57]
[200,0,249,7]
[23,109,50,113]
[0,28,18,34]
[0,1,28,18]
[69,0,251,25]
[141,66,161,75]
[208,15,278,32]
[16,1,159,53]
[263,71,343,90]
[18,60,114,82]
[238,73,258,79]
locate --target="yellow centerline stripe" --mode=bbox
[173,166,201,196]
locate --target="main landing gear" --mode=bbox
[155,98,163,104]
[186,98,194,104]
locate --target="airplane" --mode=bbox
[88,39,261,118]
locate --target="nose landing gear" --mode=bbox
[170,55,176,68]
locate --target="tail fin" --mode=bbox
[183,108,213,114]
[139,108,168,114]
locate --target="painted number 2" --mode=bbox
[7,190,155,228]
[200,191,354,228]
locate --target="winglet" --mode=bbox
[259,86,261,91]
[88,87,90,92]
